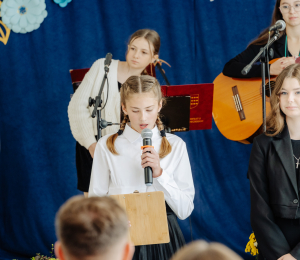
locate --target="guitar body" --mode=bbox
[213,59,279,144]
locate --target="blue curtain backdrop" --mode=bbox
[0,0,275,259]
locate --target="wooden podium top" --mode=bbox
[111,191,170,246]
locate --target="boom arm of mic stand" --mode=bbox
[241,32,280,75]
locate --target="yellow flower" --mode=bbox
[245,232,259,256]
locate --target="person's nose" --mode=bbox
[140,111,146,121]
[133,50,139,59]
[288,92,295,103]
[289,5,296,14]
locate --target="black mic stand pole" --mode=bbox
[261,48,267,133]
[242,30,280,133]
[89,65,119,141]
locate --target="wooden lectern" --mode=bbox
[111,191,170,246]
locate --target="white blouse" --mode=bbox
[89,124,195,220]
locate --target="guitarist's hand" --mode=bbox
[270,57,295,75]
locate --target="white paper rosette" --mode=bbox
[1,0,48,34]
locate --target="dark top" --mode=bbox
[248,126,300,259]
[223,34,292,78]
[291,139,300,187]
[273,140,300,260]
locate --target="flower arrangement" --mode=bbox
[1,0,47,33]
[30,244,58,260]
[245,232,259,258]
[53,0,72,8]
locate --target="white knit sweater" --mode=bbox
[68,58,121,149]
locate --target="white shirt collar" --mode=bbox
[123,124,161,143]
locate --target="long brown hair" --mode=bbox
[127,29,160,75]
[250,0,285,46]
[266,64,300,136]
[106,75,172,158]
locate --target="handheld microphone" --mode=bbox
[141,128,153,186]
[104,53,112,72]
[269,20,286,32]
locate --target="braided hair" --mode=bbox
[106,75,172,158]
[106,115,129,154]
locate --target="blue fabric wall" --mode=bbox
[0,0,275,259]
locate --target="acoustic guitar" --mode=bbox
[212,59,278,144]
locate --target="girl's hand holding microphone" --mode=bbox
[141,147,162,178]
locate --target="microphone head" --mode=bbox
[276,20,286,31]
[141,128,153,139]
[104,53,112,66]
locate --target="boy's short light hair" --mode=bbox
[171,240,243,260]
[55,196,129,257]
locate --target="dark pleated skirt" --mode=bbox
[76,141,93,192]
[132,203,186,260]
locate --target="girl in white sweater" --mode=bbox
[68,29,160,196]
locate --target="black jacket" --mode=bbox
[223,34,291,78]
[249,126,300,259]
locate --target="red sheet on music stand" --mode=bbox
[161,84,214,130]
[69,68,213,131]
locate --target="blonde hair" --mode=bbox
[106,75,172,158]
[126,29,160,75]
[55,196,129,257]
[128,29,160,56]
[170,240,242,260]
[266,64,300,136]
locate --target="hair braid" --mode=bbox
[106,115,130,155]
[156,116,172,158]
[156,115,164,131]
[120,115,129,131]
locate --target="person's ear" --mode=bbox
[152,54,158,63]
[121,103,128,115]
[158,100,163,112]
[54,241,66,260]
[122,241,135,260]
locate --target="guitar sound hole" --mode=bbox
[265,81,276,97]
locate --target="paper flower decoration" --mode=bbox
[53,0,72,8]
[1,0,48,34]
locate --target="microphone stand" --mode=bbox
[241,30,280,133]
[89,65,119,141]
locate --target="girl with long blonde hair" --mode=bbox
[68,29,161,196]
[89,75,195,260]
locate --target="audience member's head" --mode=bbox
[171,240,243,260]
[54,196,134,260]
